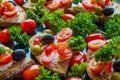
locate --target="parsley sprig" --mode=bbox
[68,62,87,77]
[35,66,60,80]
[8,26,30,45]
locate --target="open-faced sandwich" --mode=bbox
[66,0,120,21]
[29,28,74,76]
[0,1,27,27]
[0,44,35,80]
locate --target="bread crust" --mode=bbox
[0,6,27,27]
[0,59,35,80]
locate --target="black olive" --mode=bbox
[8,0,16,6]
[12,49,26,61]
[103,6,114,16]
[42,34,54,45]
[113,59,120,72]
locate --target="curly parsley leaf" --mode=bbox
[104,14,120,39]
[8,26,30,45]
[68,36,86,51]
[26,9,40,23]
[68,62,87,77]
[94,45,113,62]
[35,66,60,80]
[108,36,120,59]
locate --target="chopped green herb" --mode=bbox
[35,66,60,80]
[8,26,30,45]
[68,62,87,77]
[68,36,86,51]
[0,46,5,54]
[72,0,82,4]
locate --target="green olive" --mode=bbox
[5,47,12,53]
[111,72,120,80]
[94,6,103,16]
[31,45,43,55]
[43,29,53,34]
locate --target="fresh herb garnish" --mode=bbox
[72,0,82,4]
[8,26,30,45]
[109,36,120,59]
[68,36,86,52]
[35,66,60,80]
[26,9,40,23]
[104,14,120,39]
[94,36,120,62]
[0,46,5,54]
[68,62,87,77]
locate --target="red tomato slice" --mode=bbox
[82,1,95,11]
[88,39,105,51]
[67,77,82,80]
[62,14,74,21]
[3,8,17,17]
[70,51,87,67]
[0,53,12,65]
[41,51,55,65]
[2,1,15,11]
[57,43,73,60]
[33,38,41,45]
[23,65,40,80]
[0,29,11,43]
[56,28,73,42]
[86,33,105,43]
[89,59,105,75]
[44,44,56,55]
[44,0,53,6]
[44,20,51,29]
[61,0,71,6]
[14,0,24,5]
[20,19,37,34]
[0,6,6,15]
[47,0,61,11]
[104,61,112,73]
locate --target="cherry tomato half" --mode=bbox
[47,0,61,11]
[89,59,105,75]
[23,65,40,80]
[20,19,37,34]
[62,14,74,21]
[0,53,12,65]
[3,8,17,17]
[82,1,95,11]
[86,33,105,43]
[44,44,56,55]
[56,28,73,42]
[41,51,56,65]
[104,61,112,73]
[14,0,24,5]
[88,39,105,51]
[0,29,11,43]
[67,77,82,80]
[57,43,73,60]
[70,51,87,67]
[33,38,41,45]
[61,0,71,6]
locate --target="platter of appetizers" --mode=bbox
[0,0,120,80]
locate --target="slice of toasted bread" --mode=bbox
[22,0,36,10]
[86,65,111,80]
[0,6,27,27]
[0,59,35,80]
[29,33,70,76]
